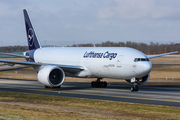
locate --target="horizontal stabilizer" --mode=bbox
[0,52,29,58]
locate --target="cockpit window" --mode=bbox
[134,58,138,62]
[141,58,146,61]
[146,58,150,61]
[134,58,150,62]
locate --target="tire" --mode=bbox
[131,86,134,92]
[91,81,95,87]
[101,82,107,88]
[134,85,138,91]
[45,86,50,88]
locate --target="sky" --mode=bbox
[0,0,180,46]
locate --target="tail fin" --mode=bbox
[23,9,41,50]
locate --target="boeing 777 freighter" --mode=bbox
[0,9,177,91]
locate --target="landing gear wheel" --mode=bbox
[134,85,138,91]
[101,82,107,88]
[131,86,134,92]
[131,85,138,92]
[91,81,96,87]
[45,85,50,89]
[91,78,107,88]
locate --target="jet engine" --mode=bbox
[126,74,150,84]
[38,66,65,87]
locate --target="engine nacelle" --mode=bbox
[38,66,65,87]
[125,74,150,85]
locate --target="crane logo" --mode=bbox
[28,28,34,47]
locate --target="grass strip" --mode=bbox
[0,91,179,120]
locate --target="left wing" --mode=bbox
[148,51,178,59]
[0,59,84,74]
[0,52,84,74]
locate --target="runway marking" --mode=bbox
[0,81,180,97]
[0,86,180,103]
[90,87,180,96]
[0,80,180,95]
[59,90,180,103]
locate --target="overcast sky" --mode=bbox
[0,0,180,46]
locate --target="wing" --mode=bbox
[0,52,83,74]
[147,51,178,59]
[152,62,180,65]
[0,59,84,74]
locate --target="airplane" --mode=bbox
[0,9,178,92]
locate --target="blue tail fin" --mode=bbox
[23,9,41,50]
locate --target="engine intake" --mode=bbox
[38,66,65,87]
[136,74,150,84]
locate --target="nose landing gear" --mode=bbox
[130,78,139,92]
[131,83,138,92]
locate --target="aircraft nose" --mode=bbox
[133,61,152,77]
[142,62,152,74]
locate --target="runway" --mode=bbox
[0,79,180,107]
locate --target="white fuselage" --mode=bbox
[33,47,152,79]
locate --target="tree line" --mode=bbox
[0,41,179,55]
[0,46,28,53]
[70,41,180,55]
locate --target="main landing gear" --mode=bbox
[91,78,107,88]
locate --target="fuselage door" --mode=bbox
[117,55,123,67]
